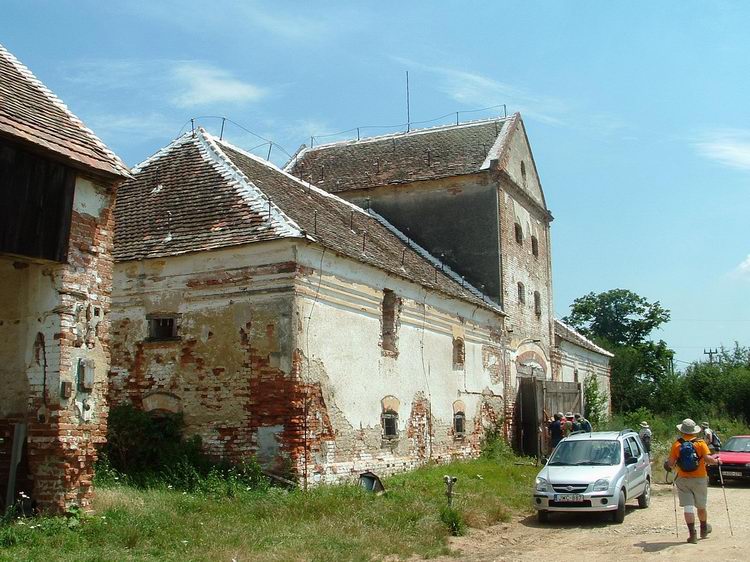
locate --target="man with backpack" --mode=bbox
[574,413,592,432]
[665,418,722,544]
[702,421,721,453]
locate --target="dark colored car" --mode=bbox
[708,435,750,484]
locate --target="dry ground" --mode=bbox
[436,480,749,561]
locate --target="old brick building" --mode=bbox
[0,44,129,512]
[289,115,612,456]
[110,129,508,484]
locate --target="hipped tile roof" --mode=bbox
[0,43,129,178]
[285,117,513,193]
[114,129,501,313]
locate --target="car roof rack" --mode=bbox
[619,428,635,436]
[569,430,590,436]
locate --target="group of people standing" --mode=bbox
[548,411,593,448]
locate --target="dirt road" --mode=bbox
[439,480,749,561]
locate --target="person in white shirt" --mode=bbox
[639,421,652,454]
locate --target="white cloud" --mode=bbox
[170,62,266,108]
[694,130,750,171]
[392,57,567,125]
[65,59,267,109]
[732,254,750,280]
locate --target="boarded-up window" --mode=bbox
[534,291,542,316]
[453,400,466,437]
[452,337,465,369]
[514,222,523,244]
[382,410,398,438]
[147,315,178,340]
[381,289,399,353]
[531,235,539,257]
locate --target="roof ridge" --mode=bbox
[195,129,304,240]
[0,43,130,177]
[213,135,370,218]
[554,319,614,358]
[284,115,512,170]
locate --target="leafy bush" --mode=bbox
[480,423,515,461]
[439,505,465,536]
[97,404,268,496]
[583,374,607,427]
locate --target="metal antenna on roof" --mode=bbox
[365,197,371,210]
[401,247,407,265]
[456,112,460,125]
[310,136,314,148]
[190,118,195,137]
[503,104,507,118]
[350,210,354,231]
[356,128,360,141]
[266,143,273,161]
[406,71,411,133]
[219,117,226,140]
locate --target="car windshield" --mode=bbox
[722,437,750,453]
[548,439,621,466]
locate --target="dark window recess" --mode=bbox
[534,291,542,316]
[531,236,539,257]
[452,337,465,368]
[520,160,527,185]
[148,317,178,340]
[0,139,76,262]
[517,282,526,304]
[382,410,398,438]
[514,223,523,244]
[454,412,466,436]
[381,289,399,353]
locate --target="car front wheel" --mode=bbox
[612,489,626,523]
[638,479,650,508]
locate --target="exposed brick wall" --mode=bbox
[0,177,118,514]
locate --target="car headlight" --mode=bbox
[535,477,549,493]
[592,479,610,492]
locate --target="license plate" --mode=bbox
[723,471,743,477]
[554,494,585,502]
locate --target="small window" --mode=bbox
[148,316,178,340]
[381,289,400,353]
[514,223,523,244]
[629,437,642,457]
[453,412,466,436]
[382,410,398,438]
[531,236,539,257]
[517,282,526,304]
[452,337,465,369]
[534,291,542,316]
[520,160,527,185]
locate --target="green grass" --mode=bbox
[0,458,539,562]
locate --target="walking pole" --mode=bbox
[670,472,679,538]
[718,464,734,537]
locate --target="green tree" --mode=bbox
[564,289,673,414]
[583,374,607,426]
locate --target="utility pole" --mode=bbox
[703,348,719,364]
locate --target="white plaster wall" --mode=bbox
[0,259,61,417]
[558,339,612,416]
[294,243,506,477]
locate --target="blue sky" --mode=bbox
[3,1,748,365]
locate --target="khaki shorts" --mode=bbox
[675,476,708,509]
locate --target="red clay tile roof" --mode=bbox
[114,129,501,312]
[0,43,129,178]
[285,117,513,193]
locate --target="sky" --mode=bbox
[2,1,748,365]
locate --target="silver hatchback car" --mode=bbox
[533,429,652,523]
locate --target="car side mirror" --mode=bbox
[625,456,637,465]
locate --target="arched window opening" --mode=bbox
[531,235,539,257]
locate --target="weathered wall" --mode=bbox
[0,174,116,513]
[344,175,502,305]
[110,241,302,473]
[293,244,507,485]
[555,340,612,416]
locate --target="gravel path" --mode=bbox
[435,480,749,561]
